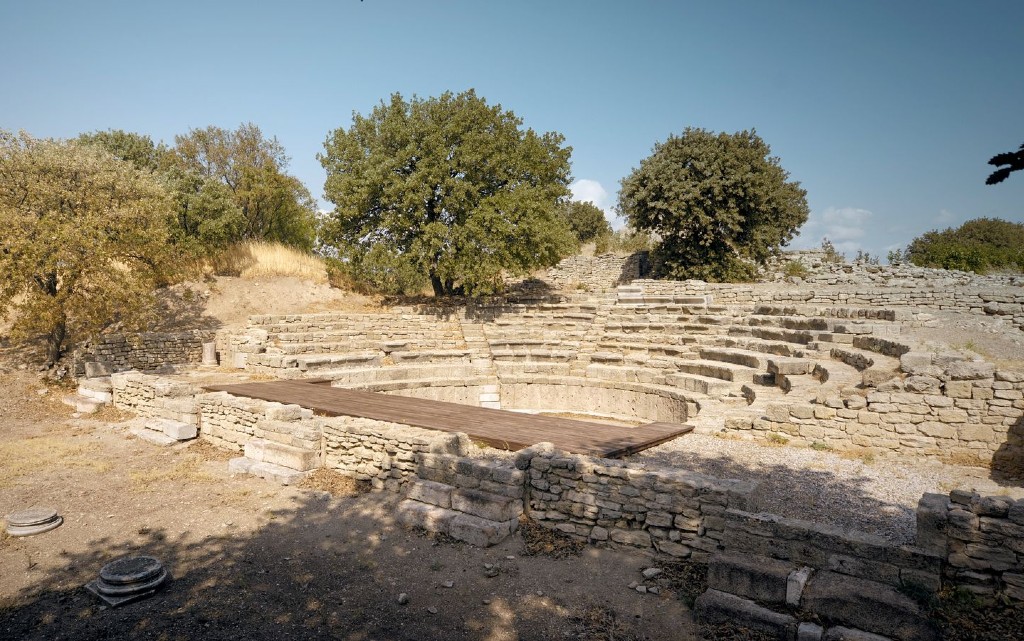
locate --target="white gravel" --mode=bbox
[634,433,1024,545]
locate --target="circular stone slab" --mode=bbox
[6,517,63,537]
[5,507,59,527]
[95,568,168,597]
[99,555,165,587]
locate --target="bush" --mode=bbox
[905,217,1024,273]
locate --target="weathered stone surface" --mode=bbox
[915,493,950,556]
[406,480,453,508]
[396,499,458,533]
[945,361,995,381]
[448,513,516,547]
[244,438,317,471]
[801,571,937,641]
[451,488,523,522]
[707,553,793,605]
[695,589,796,641]
[788,566,814,606]
[823,626,894,641]
[798,622,825,641]
[610,529,652,548]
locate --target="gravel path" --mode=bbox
[634,434,1024,545]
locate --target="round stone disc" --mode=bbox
[99,556,165,586]
[5,507,59,527]
[95,567,167,597]
[6,516,63,537]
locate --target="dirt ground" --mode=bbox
[0,371,698,641]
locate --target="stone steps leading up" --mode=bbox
[676,359,757,384]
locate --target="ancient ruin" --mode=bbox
[67,251,1024,641]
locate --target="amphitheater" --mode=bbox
[70,251,1024,641]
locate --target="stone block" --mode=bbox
[695,589,796,641]
[946,361,995,380]
[915,493,950,556]
[707,553,793,606]
[450,488,523,522]
[798,622,824,641]
[610,528,652,548]
[396,499,458,534]
[900,352,933,375]
[801,571,937,641]
[406,479,453,508]
[448,513,516,547]
[244,438,318,471]
[788,566,814,606]
[823,627,894,641]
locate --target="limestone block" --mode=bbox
[396,499,458,534]
[899,352,933,375]
[707,553,793,606]
[915,493,950,556]
[695,589,796,641]
[610,528,652,548]
[448,513,516,547]
[823,627,894,641]
[801,571,937,641]
[450,488,523,522]
[244,439,318,471]
[798,622,824,641]
[406,479,453,508]
[946,361,995,380]
[788,566,814,606]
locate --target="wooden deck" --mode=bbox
[203,380,692,458]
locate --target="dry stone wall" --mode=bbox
[735,357,1024,471]
[75,330,211,377]
[520,445,755,562]
[110,372,201,427]
[543,252,646,291]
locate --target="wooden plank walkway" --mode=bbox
[203,380,692,458]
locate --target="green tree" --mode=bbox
[172,123,318,250]
[905,217,1024,273]
[618,128,809,282]
[319,90,576,296]
[0,131,174,363]
[78,129,166,172]
[561,200,612,245]
[78,129,244,254]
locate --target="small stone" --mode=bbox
[442,581,454,588]
[36,388,48,396]
[482,599,491,605]
[642,568,663,580]
[485,567,499,578]
[427,606,438,614]
[505,556,515,560]
[536,590,543,596]
[628,581,639,590]
[397,593,409,605]
[648,587,660,595]
[483,563,493,570]
[635,585,648,594]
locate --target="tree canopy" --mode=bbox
[78,125,316,254]
[561,200,612,245]
[905,217,1024,273]
[319,90,576,296]
[171,124,318,251]
[0,131,174,363]
[618,128,809,282]
[986,142,1024,185]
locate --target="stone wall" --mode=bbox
[110,372,201,427]
[521,445,755,562]
[630,278,1024,331]
[75,331,211,377]
[920,490,1024,601]
[732,356,1024,472]
[544,252,647,291]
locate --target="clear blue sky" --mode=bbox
[3,0,1022,259]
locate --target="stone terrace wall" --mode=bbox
[922,489,1024,600]
[75,330,212,377]
[737,358,1024,472]
[544,252,647,291]
[110,372,201,427]
[322,416,467,492]
[522,445,755,562]
[631,277,1024,330]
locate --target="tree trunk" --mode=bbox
[46,319,66,365]
[430,273,446,297]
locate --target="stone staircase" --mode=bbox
[62,377,112,414]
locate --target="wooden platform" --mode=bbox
[203,380,692,458]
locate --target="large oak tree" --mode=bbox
[0,131,174,362]
[619,128,809,282]
[319,90,576,296]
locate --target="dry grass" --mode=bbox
[211,241,327,284]
[518,516,586,558]
[128,456,214,491]
[0,436,112,488]
[296,469,369,496]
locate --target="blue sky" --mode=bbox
[3,1,1022,259]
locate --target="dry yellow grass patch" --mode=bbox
[212,241,327,284]
[129,456,214,491]
[0,436,112,488]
